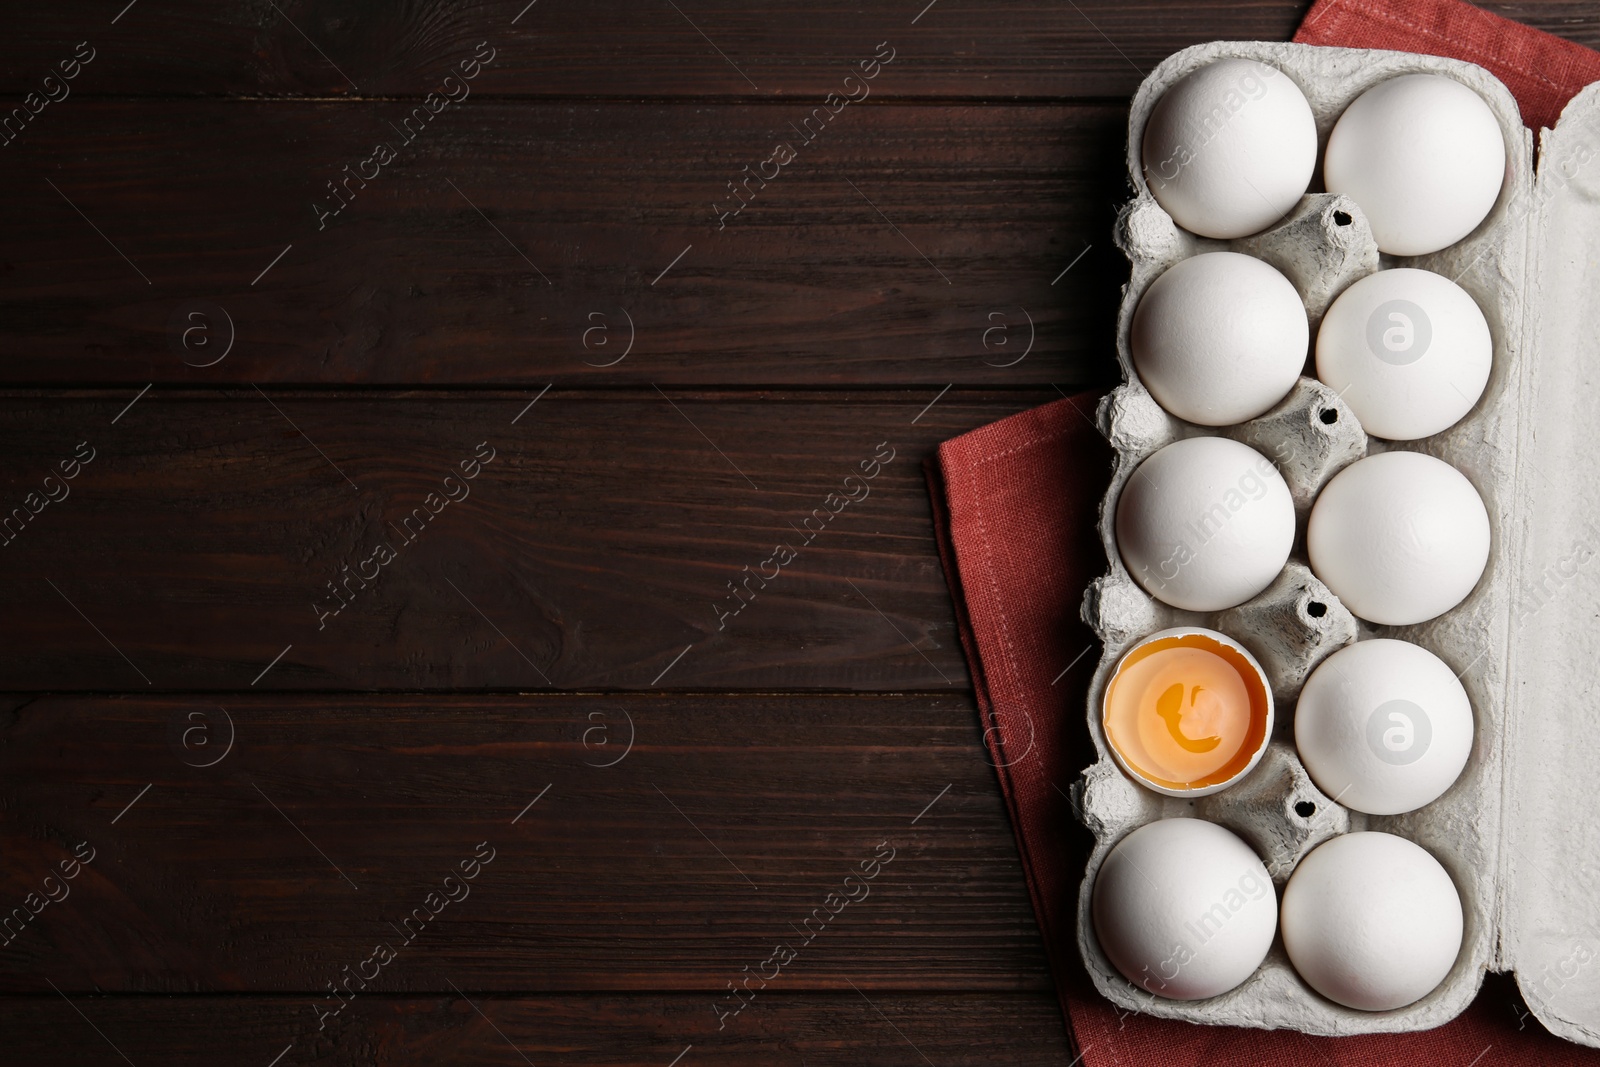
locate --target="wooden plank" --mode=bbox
[0,991,1072,1065]
[9,1,1598,100]
[0,390,1103,690]
[0,693,1057,993]
[0,101,1126,386]
[0,0,1315,99]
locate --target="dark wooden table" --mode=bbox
[2,2,1596,1063]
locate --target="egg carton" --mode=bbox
[1073,40,1600,1044]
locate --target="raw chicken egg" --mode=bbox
[1307,451,1490,625]
[1142,58,1318,239]
[1133,252,1309,426]
[1103,627,1273,797]
[1294,638,1474,815]
[1316,268,1492,441]
[1281,831,1464,1010]
[1324,73,1506,255]
[1094,817,1278,1000]
[1116,437,1295,611]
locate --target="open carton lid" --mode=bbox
[1503,79,1600,1046]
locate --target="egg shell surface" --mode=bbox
[1294,638,1474,815]
[1281,831,1464,1011]
[1307,451,1490,626]
[1323,73,1506,256]
[1133,252,1310,426]
[1116,436,1296,612]
[1093,817,1278,1000]
[1142,58,1319,239]
[1316,268,1492,441]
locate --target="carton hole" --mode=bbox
[1295,801,1316,818]
[1306,601,1327,618]
[1319,408,1339,425]
[1332,210,1353,226]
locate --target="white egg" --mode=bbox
[1324,73,1506,256]
[1142,58,1318,239]
[1116,437,1295,612]
[1294,638,1474,815]
[1281,832,1464,1010]
[1316,268,1492,441]
[1308,452,1490,625]
[1132,253,1309,426]
[1093,818,1277,1000]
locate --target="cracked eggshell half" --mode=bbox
[1103,627,1275,798]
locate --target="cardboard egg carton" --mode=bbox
[1074,40,1600,1043]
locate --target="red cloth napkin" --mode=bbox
[927,4,1600,1062]
[1295,0,1600,131]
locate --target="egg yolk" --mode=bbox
[1103,633,1270,791]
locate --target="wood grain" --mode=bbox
[0,693,1059,993]
[0,101,1127,386]
[8,0,1597,1063]
[0,991,1074,1065]
[0,390,1113,690]
[0,0,1315,99]
[10,1,1598,99]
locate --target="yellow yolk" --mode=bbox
[1104,632,1270,791]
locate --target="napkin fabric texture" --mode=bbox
[927,2,1600,1062]
[1295,0,1600,131]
